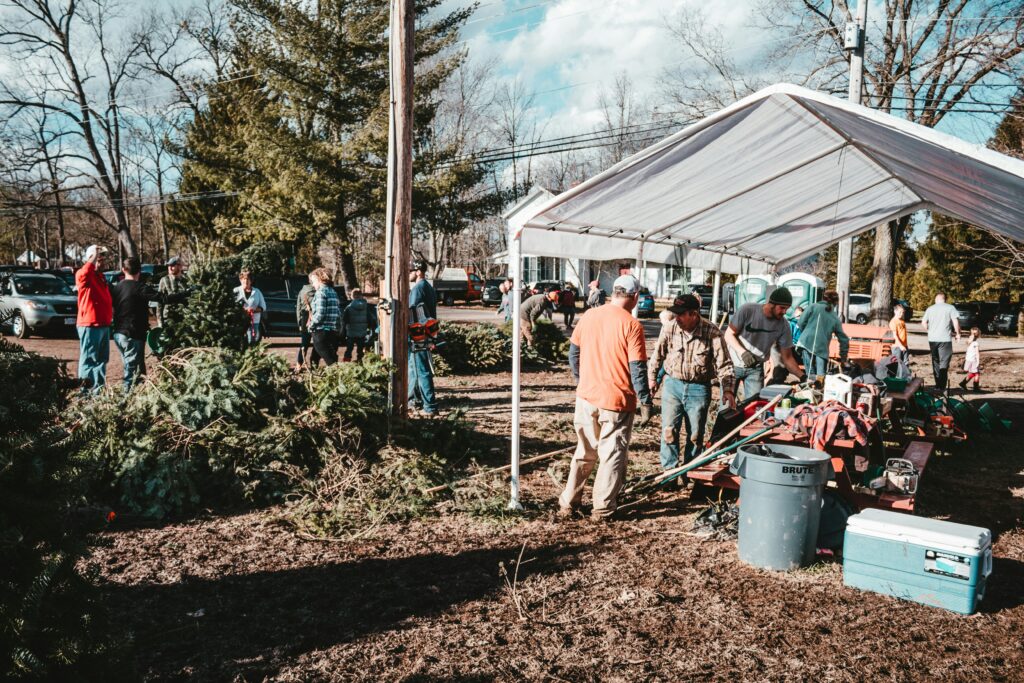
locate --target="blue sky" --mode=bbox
[443,0,1015,145]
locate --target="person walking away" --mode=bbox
[75,245,113,395]
[889,302,910,372]
[157,256,188,327]
[959,327,982,392]
[409,262,439,415]
[723,288,805,403]
[111,257,185,390]
[796,291,849,378]
[294,280,320,370]
[558,283,577,329]
[921,292,961,391]
[648,294,734,472]
[586,280,606,309]
[560,275,653,520]
[308,268,341,366]
[341,288,372,362]
[234,269,267,346]
[497,277,514,322]
[519,289,555,345]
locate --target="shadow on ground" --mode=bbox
[104,542,584,680]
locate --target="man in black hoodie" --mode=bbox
[110,257,185,390]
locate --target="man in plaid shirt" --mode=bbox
[648,294,735,472]
[308,267,341,366]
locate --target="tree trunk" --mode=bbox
[157,173,169,262]
[340,248,359,292]
[869,216,910,325]
[54,191,67,266]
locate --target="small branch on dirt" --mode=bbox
[424,445,574,496]
[499,540,530,622]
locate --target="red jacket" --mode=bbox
[76,261,113,327]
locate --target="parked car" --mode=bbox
[39,268,76,290]
[253,275,349,337]
[970,301,1000,333]
[636,288,655,317]
[528,280,562,296]
[431,267,483,306]
[991,309,1020,335]
[847,293,872,324]
[950,302,979,330]
[482,278,504,306]
[0,272,78,338]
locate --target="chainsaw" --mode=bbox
[869,457,918,495]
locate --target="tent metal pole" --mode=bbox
[509,232,524,511]
[710,249,723,320]
[634,237,645,318]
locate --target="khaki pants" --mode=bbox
[520,319,534,346]
[558,396,634,518]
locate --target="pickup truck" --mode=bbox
[430,267,483,306]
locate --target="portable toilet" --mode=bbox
[734,274,774,311]
[776,272,824,318]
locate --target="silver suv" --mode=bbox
[847,293,872,324]
[1,272,78,338]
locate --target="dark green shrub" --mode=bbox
[0,342,124,679]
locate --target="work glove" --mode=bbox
[740,350,758,368]
[638,403,654,427]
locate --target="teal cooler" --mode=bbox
[843,509,992,614]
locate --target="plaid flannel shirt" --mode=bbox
[649,317,734,388]
[309,285,341,331]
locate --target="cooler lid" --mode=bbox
[847,509,991,553]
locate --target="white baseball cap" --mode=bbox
[612,274,640,295]
[85,244,109,261]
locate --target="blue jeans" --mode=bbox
[801,348,828,377]
[659,378,710,470]
[77,326,110,394]
[113,332,145,391]
[408,348,437,414]
[724,365,764,406]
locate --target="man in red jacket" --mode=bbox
[76,245,113,394]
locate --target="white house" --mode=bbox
[497,185,705,297]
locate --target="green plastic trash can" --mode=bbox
[730,444,834,570]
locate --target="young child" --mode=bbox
[959,327,981,392]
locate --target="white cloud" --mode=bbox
[455,0,764,135]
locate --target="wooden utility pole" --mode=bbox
[836,0,867,321]
[382,0,415,417]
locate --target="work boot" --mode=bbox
[556,505,579,520]
[958,378,968,390]
[972,383,981,393]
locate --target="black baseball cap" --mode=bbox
[667,294,700,315]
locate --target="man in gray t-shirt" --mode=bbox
[723,288,805,402]
[921,292,961,391]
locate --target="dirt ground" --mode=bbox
[14,318,1024,681]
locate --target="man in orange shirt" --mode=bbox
[559,274,652,520]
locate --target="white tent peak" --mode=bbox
[519,83,1024,273]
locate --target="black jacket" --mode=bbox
[111,279,180,340]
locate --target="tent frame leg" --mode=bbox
[509,233,524,511]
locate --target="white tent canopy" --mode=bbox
[506,83,1024,509]
[518,83,1024,272]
